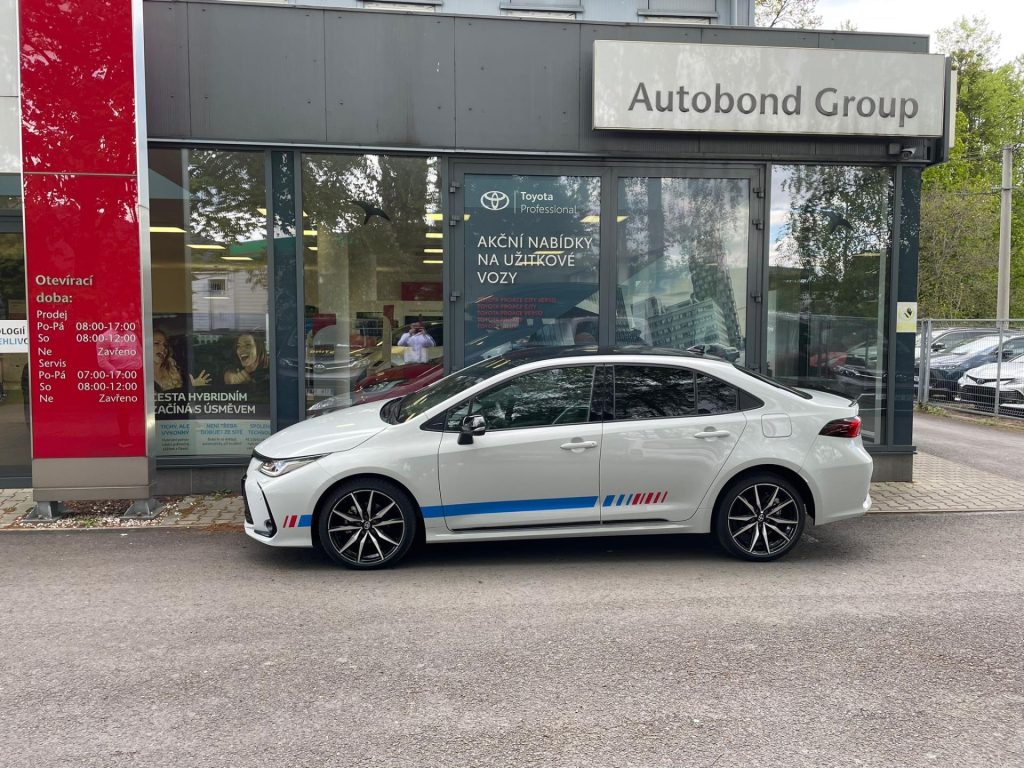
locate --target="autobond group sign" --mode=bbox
[593,41,947,137]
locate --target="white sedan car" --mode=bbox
[243,348,872,568]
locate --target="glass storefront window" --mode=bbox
[616,176,749,363]
[148,149,271,457]
[462,173,601,364]
[301,154,443,414]
[768,165,893,444]
[0,229,29,478]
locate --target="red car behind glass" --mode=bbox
[351,362,443,405]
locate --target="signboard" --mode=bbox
[463,174,601,364]
[896,302,918,333]
[593,41,947,137]
[153,314,271,456]
[0,321,28,354]
[20,0,153,501]
[23,175,147,458]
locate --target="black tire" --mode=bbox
[713,472,807,562]
[317,478,419,569]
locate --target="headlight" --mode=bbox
[258,455,325,477]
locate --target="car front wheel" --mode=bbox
[714,473,807,561]
[317,479,418,569]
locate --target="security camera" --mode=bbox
[900,147,917,160]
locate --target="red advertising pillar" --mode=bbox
[20,0,155,510]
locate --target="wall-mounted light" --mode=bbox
[423,259,443,265]
[425,213,444,221]
[303,229,318,237]
[187,244,226,250]
[424,248,443,254]
[151,226,186,234]
[425,232,443,239]
[220,255,254,261]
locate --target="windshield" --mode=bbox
[947,336,1002,356]
[393,355,527,423]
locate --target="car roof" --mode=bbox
[497,344,713,364]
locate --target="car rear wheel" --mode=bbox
[714,473,807,561]
[318,479,418,569]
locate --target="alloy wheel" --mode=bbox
[325,489,407,566]
[726,483,801,557]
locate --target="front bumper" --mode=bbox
[241,457,320,548]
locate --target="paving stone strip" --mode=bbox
[1,450,1021,531]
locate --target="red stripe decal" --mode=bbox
[646,492,655,504]
[287,516,295,528]
[659,492,667,504]
[632,493,642,506]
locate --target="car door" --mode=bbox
[599,364,747,523]
[437,365,602,530]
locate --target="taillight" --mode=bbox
[819,416,861,438]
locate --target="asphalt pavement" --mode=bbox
[2,514,1023,768]
[914,410,1024,480]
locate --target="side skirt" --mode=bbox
[425,520,706,544]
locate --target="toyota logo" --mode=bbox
[480,190,510,211]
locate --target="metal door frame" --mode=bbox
[447,159,766,371]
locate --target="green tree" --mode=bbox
[755,0,821,29]
[920,17,1024,318]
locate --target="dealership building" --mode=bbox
[0,0,953,500]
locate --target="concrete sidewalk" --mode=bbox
[2,450,1021,531]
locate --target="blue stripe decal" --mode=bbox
[616,494,625,506]
[422,496,599,519]
[298,514,313,528]
[603,495,614,507]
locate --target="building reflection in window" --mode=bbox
[616,177,749,364]
[768,165,893,444]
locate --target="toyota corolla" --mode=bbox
[243,347,871,568]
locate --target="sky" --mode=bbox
[818,0,1024,63]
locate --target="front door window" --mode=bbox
[437,365,601,530]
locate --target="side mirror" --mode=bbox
[457,414,487,445]
[932,342,945,352]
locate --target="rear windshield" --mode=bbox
[732,365,812,400]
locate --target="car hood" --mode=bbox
[963,361,1024,379]
[930,352,988,368]
[254,401,390,459]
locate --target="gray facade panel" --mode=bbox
[142,1,936,163]
[819,32,929,54]
[700,26,820,48]
[453,17,581,151]
[143,1,191,139]
[187,4,327,143]
[325,13,456,147]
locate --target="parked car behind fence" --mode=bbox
[917,319,1024,418]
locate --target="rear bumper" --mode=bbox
[803,437,873,526]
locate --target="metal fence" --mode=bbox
[916,319,1024,419]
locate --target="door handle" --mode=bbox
[694,430,731,439]
[561,440,598,450]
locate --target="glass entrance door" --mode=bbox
[0,230,29,481]
[449,163,762,369]
[614,173,755,366]
[457,170,604,366]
